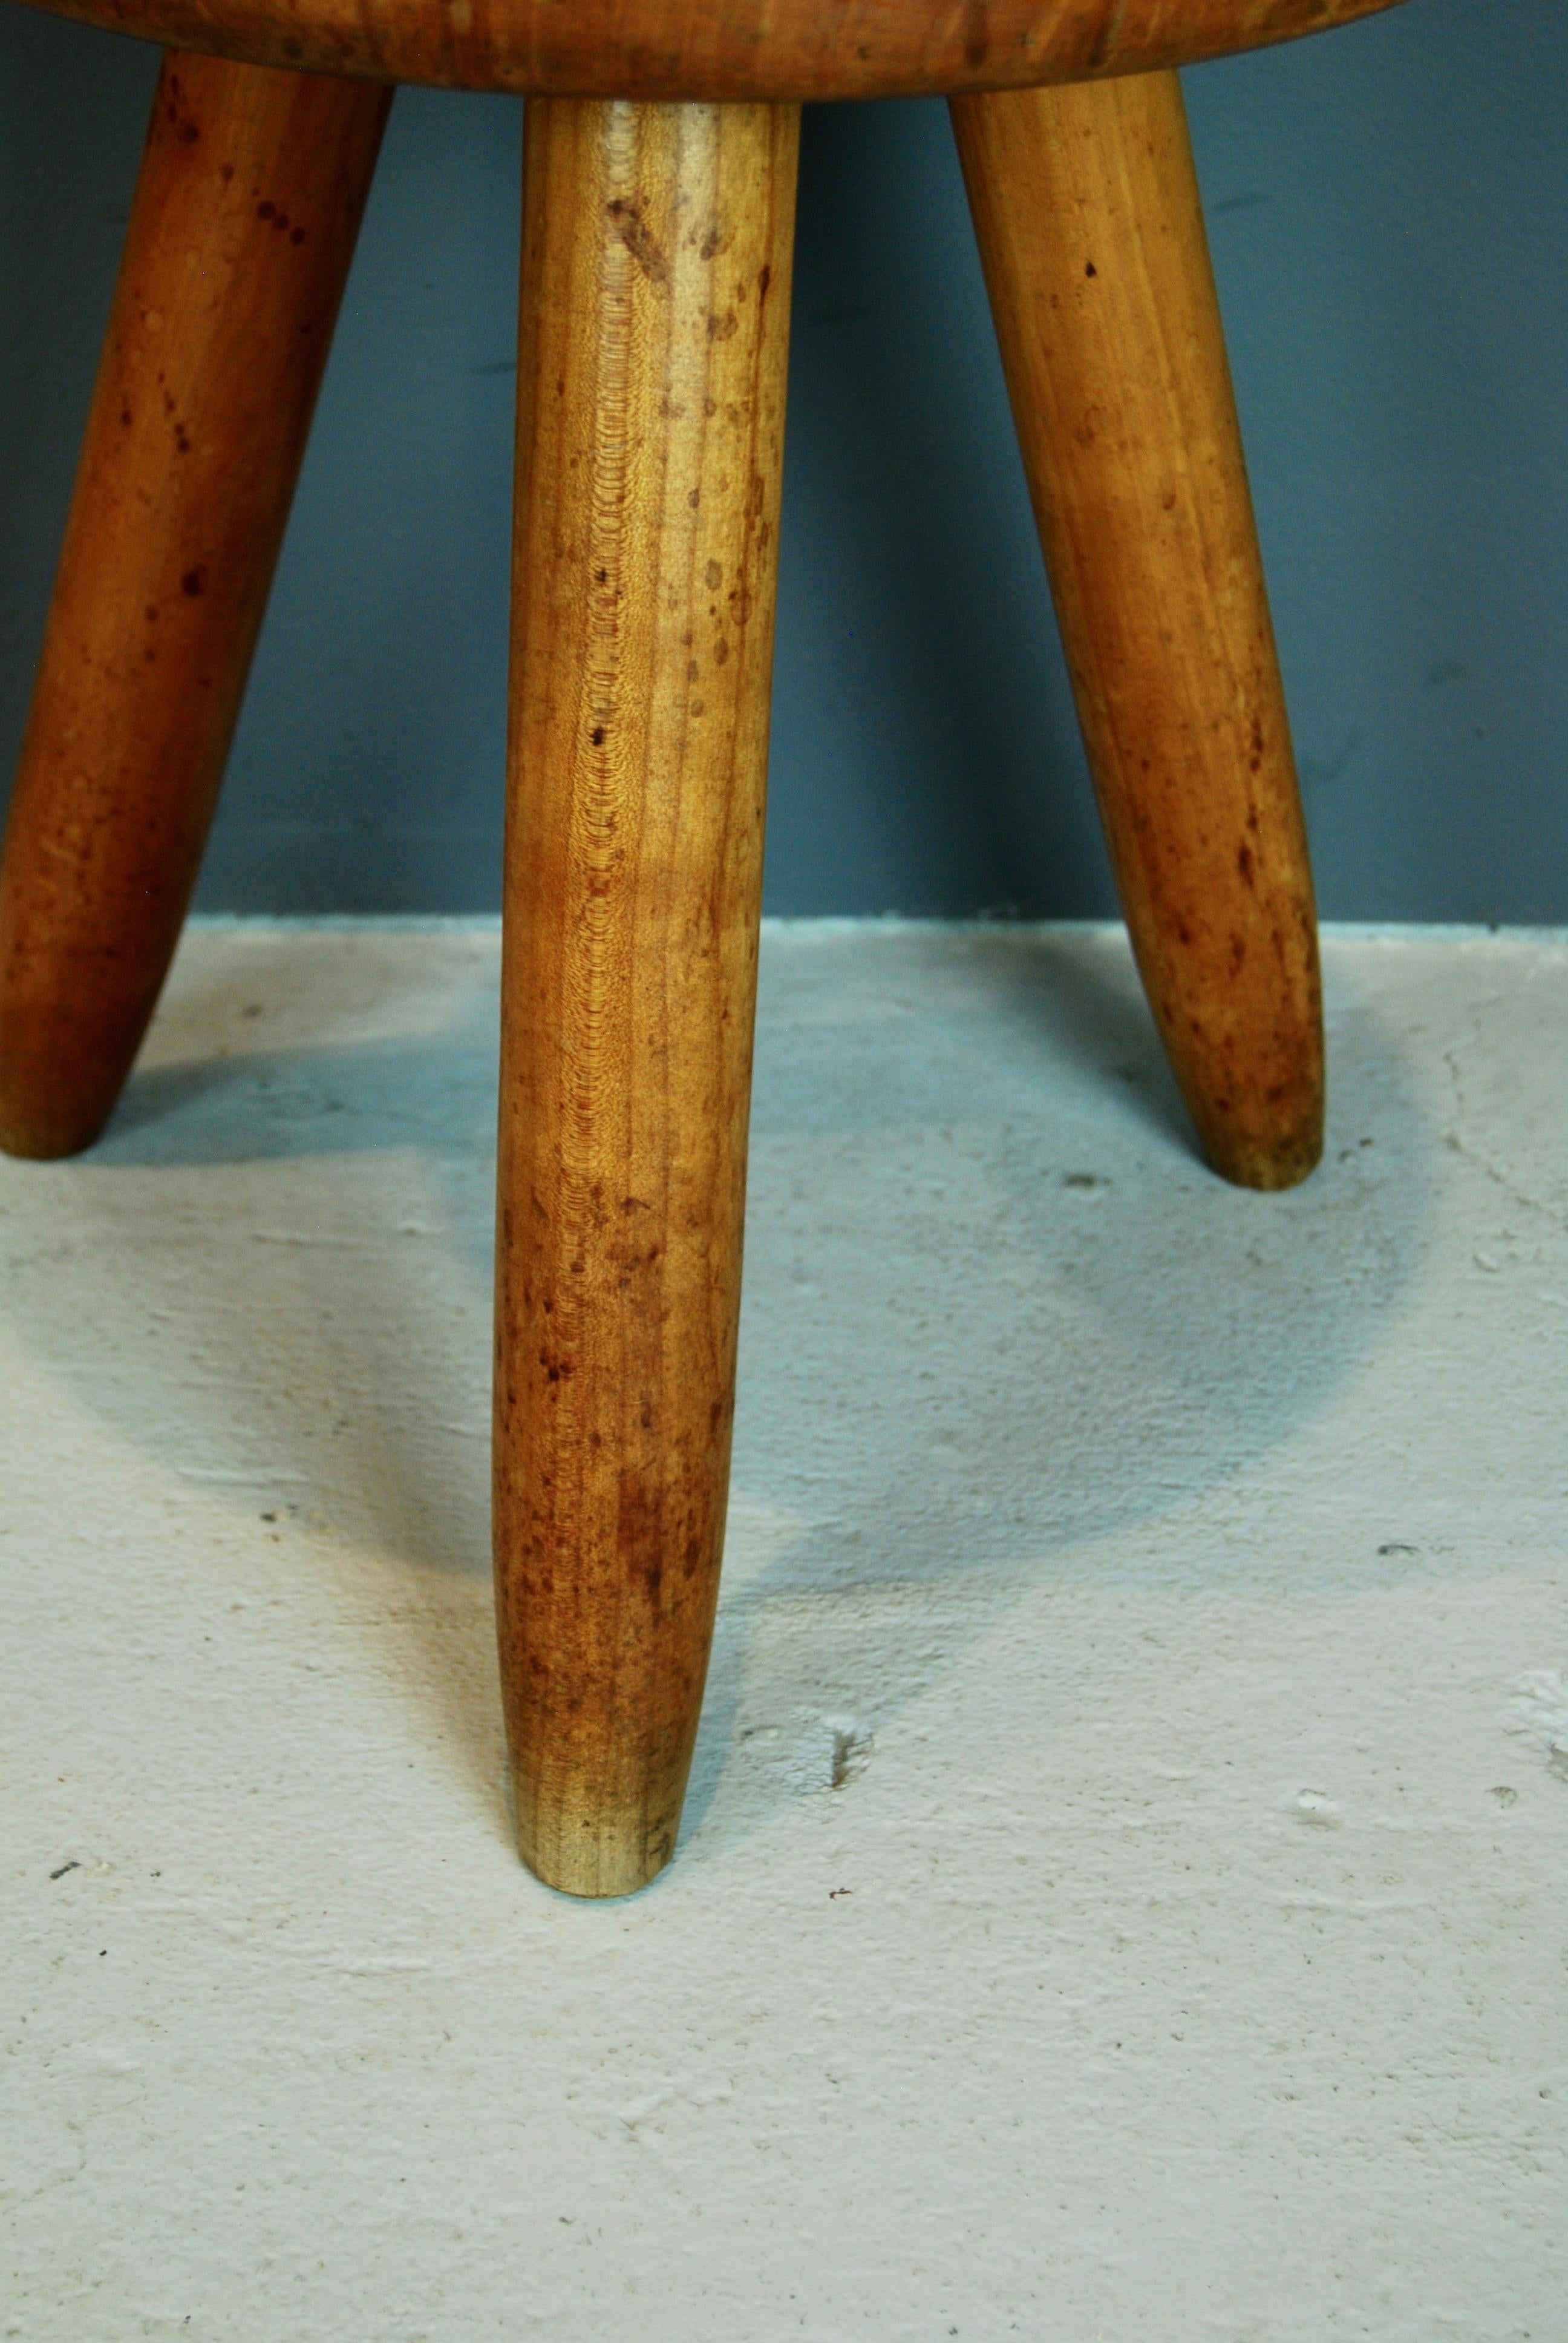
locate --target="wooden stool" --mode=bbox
[0,0,1406,1893]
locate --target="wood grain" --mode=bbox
[494,98,798,1896]
[11,0,1409,104]
[953,71,1323,1189]
[0,51,390,1159]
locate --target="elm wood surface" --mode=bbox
[10,0,1406,100]
[495,97,797,1897]
[953,70,1322,1188]
[0,50,389,1159]
[0,0,1400,1890]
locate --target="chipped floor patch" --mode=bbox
[1505,1668,1568,1780]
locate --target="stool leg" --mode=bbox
[0,53,391,1159]
[495,98,799,1895]
[952,73,1322,1191]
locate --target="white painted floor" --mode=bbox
[2,920,1563,2340]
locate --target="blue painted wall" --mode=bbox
[0,0,1563,919]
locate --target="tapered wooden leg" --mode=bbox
[0,53,391,1159]
[952,73,1322,1191]
[495,99,799,1896]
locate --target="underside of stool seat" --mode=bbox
[13,0,1406,100]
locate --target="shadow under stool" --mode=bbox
[0,0,1408,1892]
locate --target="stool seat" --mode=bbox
[17,0,1403,98]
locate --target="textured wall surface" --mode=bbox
[0,0,1563,919]
[2,921,1564,2334]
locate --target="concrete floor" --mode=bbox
[2,920,1563,2339]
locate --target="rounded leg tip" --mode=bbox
[517,1835,676,1902]
[0,1098,113,1161]
[1203,1116,1324,1193]
[512,1775,682,1900]
[0,1033,129,1160]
